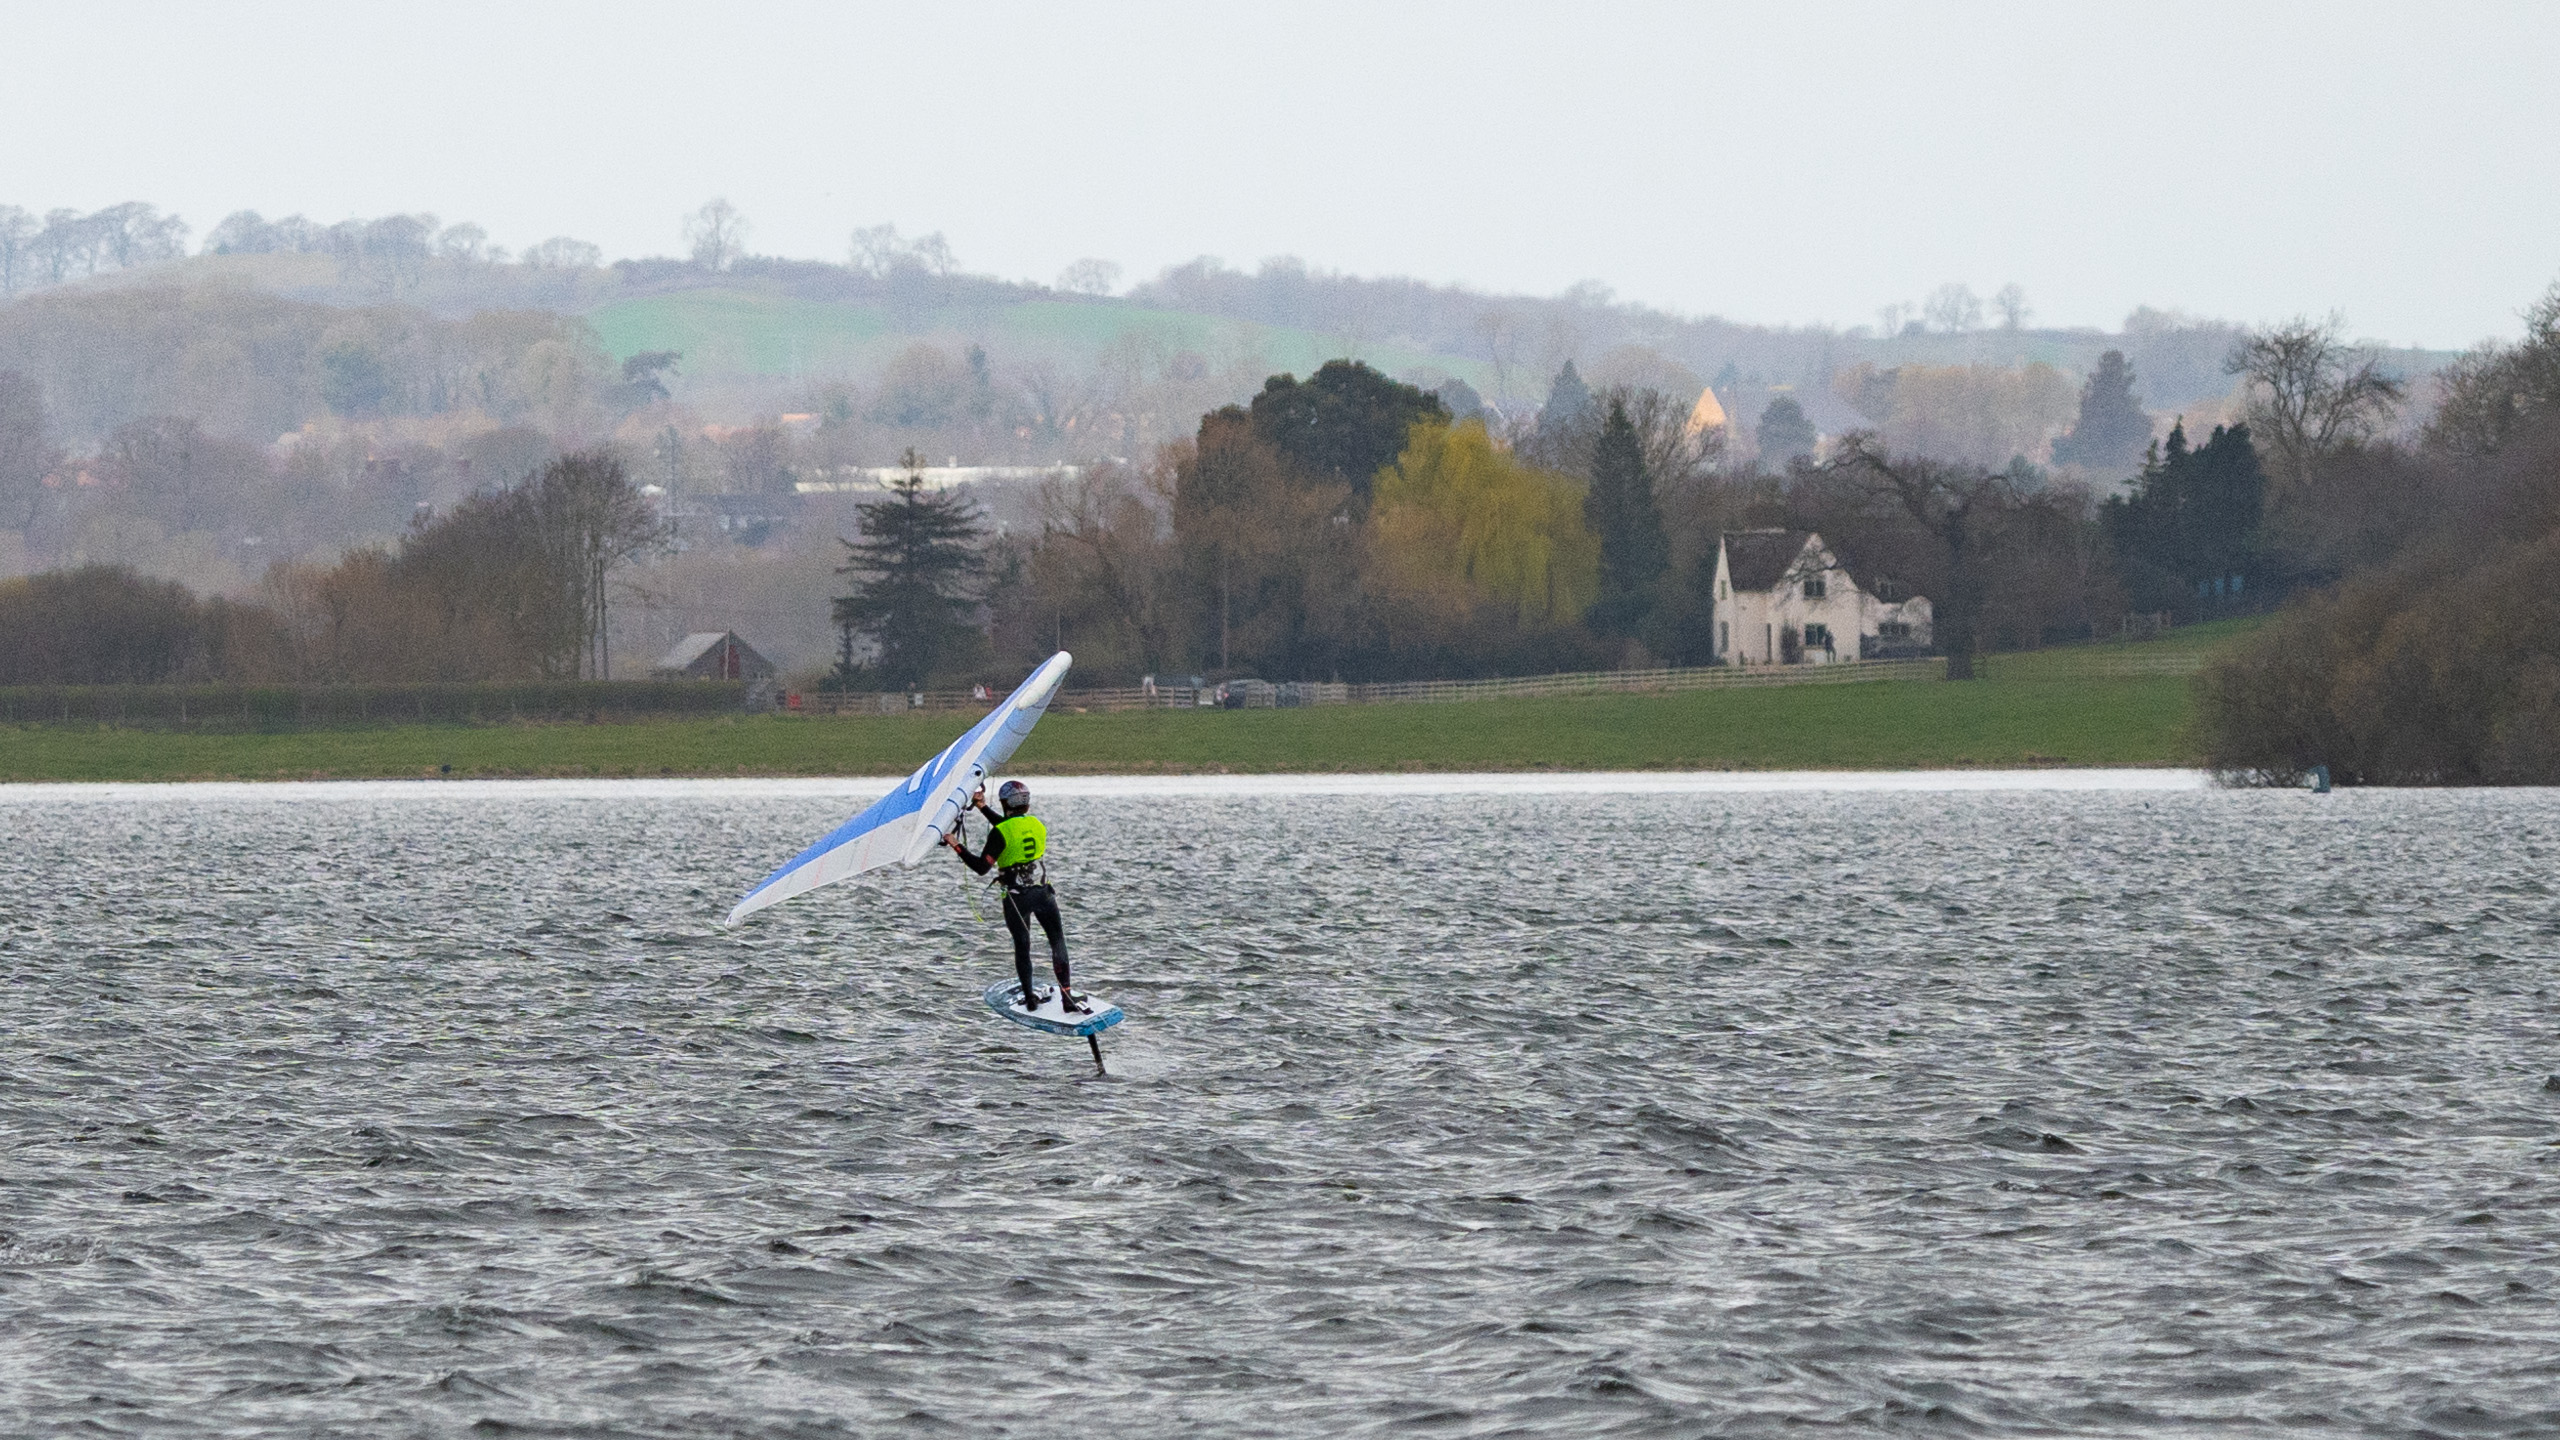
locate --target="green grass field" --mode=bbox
[584,288,1490,388]
[0,671,2203,782]
[0,625,2254,783]
[1969,616,2254,676]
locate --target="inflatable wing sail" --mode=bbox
[725,651,1072,924]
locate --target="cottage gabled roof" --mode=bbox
[1721,529,1816,592]
[658,632,736,671]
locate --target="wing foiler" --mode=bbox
[725,651,1073,925]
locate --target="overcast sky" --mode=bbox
[6,1,2554,349]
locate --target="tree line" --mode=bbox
[9,295,2520,749]
[828,300,2502,705]
[0,204,190,296]
[1132,257,2273,419]
[825,358,2147,689]
[0,284,629,445]
[0,452,661,686]
[2198,285,2560,784]
[5,192,2337,475]
[0,202,613,301]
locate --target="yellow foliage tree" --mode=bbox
[1370,419,1598,628]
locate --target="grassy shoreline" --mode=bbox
[0,674,2199,782]
[0,626,2251,783]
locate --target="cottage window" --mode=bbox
[1718,621,1729,655]
[1878,620,1912,642]
[1804,623,1833,650]
[1802,576,1826,599]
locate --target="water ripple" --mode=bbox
[2,780,2558,1435]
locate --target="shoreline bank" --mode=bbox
[1,672,2200,782]
[0,769,2221,801]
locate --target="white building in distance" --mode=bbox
[1710,529,1932,664]
[794,463,1086,494]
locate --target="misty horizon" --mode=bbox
[0,192,2477,372]
[5,2,2554,352]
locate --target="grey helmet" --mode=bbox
[997,779,1031,816]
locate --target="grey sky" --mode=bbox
[7,0,2554,348]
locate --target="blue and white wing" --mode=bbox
[725,651,1072,923]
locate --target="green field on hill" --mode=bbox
[584,288,1490,387]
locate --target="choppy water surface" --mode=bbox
[4,775,2559,1438]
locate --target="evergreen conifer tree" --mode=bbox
[1583,397,1669,636]
[2182,423,2266,589]
[1542,361,1592,431]
[1433,376,1484,422]
[2100,420,2266,616]
[832,450,988,688]
[1755,395,1818,467]
[2050,350,2154,474]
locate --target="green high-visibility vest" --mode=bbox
[992,814,1047,869]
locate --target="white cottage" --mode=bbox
[1710,529,1932,664]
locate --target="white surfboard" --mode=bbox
[983,979,1124,1038]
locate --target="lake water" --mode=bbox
[4,774,2558,1437]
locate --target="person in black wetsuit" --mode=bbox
[943,778,1084,1013]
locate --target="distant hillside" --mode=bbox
[45,246,2458,415]
[583,287,1489,399]
[10,243,2460,472]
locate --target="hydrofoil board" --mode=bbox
[984,979,1124,1038]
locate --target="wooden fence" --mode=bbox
[797,658,1952,716]
[1974,652,2213,679]
[798,648,2210,717]
[4,648,2212,731]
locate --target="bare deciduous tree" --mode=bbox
[0,206,32,294]
[533,450,667,678]
[0,369,59,529]
[2426,283,2560,460]
[1822,432,2052,679]
[95,416,267,534]
[329,214,436,292]
[2226,315,2404,489]
[1056,258,1121,296]
[1924,283,1984,334]
[35,209,86,283]
[1995,283,2031,330]
[89,202,187,269]
[436,222,490,263]
[848,223,958,279]
[523,236,603,270]
[1028,457,1179,673]
[908,232,958,277]
[848,223,903,277]
[684,198,749,271]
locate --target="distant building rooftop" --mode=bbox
[1721,528,1816,591]
[1684,386,1729,436]
[654,630,774,681]
[796,464,1087,494]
